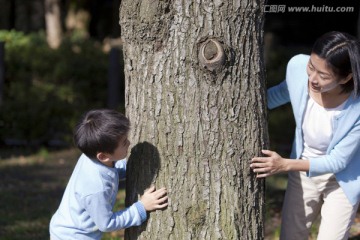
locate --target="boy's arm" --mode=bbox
[83,186,167,232]
[115,159,127,180]
[83,191,147,232]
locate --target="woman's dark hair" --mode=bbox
[73,109,130,160]
[312,31,360,97]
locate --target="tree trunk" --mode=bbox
[0,0,12,30]
[120,1,268,239]
[45,0,62,49]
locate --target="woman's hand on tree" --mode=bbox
[250,149,288,178]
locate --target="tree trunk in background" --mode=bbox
[14,0,43,33]
[45,0,62,49]
[1,0,44,32]
[120,1,268,239]
[357,7,360,39]
[0,0,12,30]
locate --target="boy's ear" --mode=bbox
[96,152,110,163]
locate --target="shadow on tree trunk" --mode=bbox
[125,141,161,238]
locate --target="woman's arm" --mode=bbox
[267,80,291,109]
[250,150,309,178]
[252,119,360,177]
[308,119,360,176]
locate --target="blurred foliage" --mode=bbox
[0,28,309,154]
[0,30,112,147]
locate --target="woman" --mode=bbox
[251,31,360,240]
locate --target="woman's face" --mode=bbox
[307,53,351,94]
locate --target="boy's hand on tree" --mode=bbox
[140,186,168,212]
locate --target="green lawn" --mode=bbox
[0,148,359,240]
[0,148,124,240]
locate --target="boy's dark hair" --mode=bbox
[74,109,130,160]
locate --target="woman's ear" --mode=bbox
[340,73,353,84]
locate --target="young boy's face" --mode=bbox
[97,135,130,167]
[111,136,130,161]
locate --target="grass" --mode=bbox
[0,148,124,240]
[0,148,75,240]
[0,148,359,240]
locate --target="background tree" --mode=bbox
[45,0,63,49]
[120,0,268,239]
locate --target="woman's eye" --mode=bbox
[320,75,330,80]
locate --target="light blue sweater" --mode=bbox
[49,154,147,240]
[268,54,360,205]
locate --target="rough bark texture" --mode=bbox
[120,1,267,239]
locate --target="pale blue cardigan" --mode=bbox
[267,54,360,205]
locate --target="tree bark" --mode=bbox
[120,1,268,239]
[45,0,62,49]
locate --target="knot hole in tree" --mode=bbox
[199,38,226,73]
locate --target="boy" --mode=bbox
[50,109,168,240]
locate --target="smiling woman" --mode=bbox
[251,31,360,240]
[306,53,353,108]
